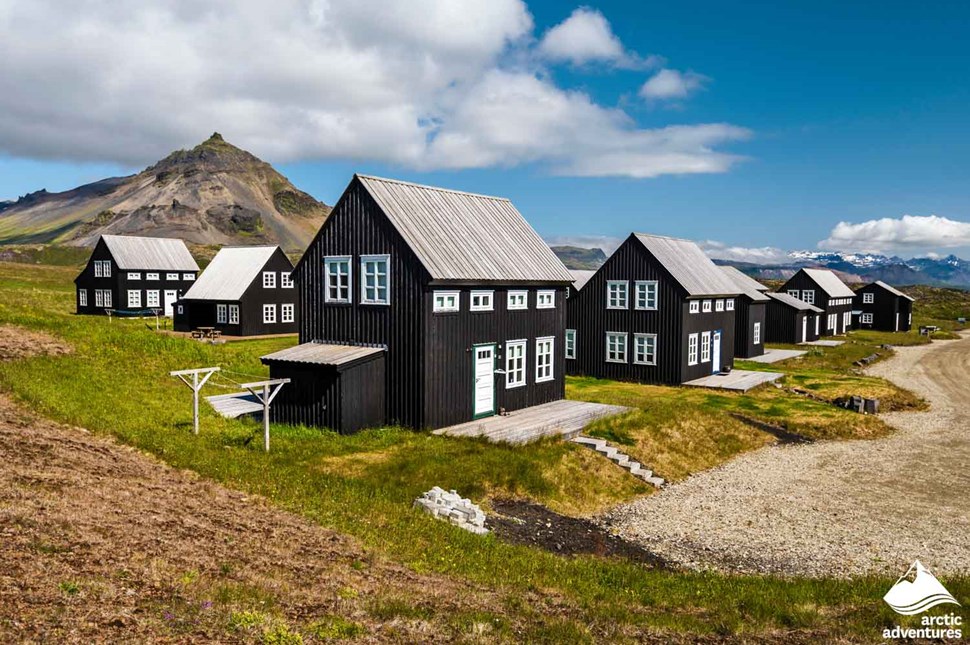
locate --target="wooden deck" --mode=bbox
[206,392,264,418]
[744,348,807,364]
[433,400,631,445]
[684,369,784,392]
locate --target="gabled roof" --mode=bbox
[101,234,199,271]
[182,246,282,301]
[718,265,770,302]
[871,280,915,301]
[356,175,573,283]
[766,291,824,313]
[261,342,385,367]
[633,233,741,297]
[799,268,856,298]
[569,269,596,291]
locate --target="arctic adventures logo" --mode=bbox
[882,560,963,641]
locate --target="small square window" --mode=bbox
[726,299,735,311]
[689,301,700,314]
[633,333,657,365]
[324,257,351,303]
[470,291,494,311]
[802,290,815,305]
[715,299,724,312]
[507,291,528,310]
[606,332,627,363]
[863,292,874,304]
[433,291,459,313]
[634,281,658,310]
[263,271,277,289]
[183,273,195,281]
[281,303,295,323]
[167,273,179,281]
[536,290,555,309]
[146,272,159,281]
[360,255,390,305]
[607,281,628,309]
[281,272,294,288]
[229,305,239,324]
[263,304,277,323]
[217,304,228,324]
[128,272,141,280]
[146,290,160,308]
[127,289,141,308]
[702,300,712,313]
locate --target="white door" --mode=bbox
[164,290,178,317]
[801,316,807,343]
[473,345,495,417]
[711,331,721,374]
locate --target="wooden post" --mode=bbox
[170,367,220,435]
[240,378,290,452]
[263,382,270,452]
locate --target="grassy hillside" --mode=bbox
[551,245,607,270]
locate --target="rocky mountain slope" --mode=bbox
[0,134,330,251]
[551,245,608,270]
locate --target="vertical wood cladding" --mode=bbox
[780,272,853,335]
[733,299,767,358]
[854,283,913,332]
[765,302,820,344]
[566,236,736,385]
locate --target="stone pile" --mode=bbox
[413,487,488,535]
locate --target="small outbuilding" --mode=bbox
[779,268,855,336]
[765,292,823,344]
[174,246,297,336]
[718,265,769,359]
[853,281,915,332]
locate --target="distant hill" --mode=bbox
[0,133,330,251]
[551,245,608,270]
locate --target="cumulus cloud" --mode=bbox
[537,6,656,69]
[818,215,970,253]
[0,0,746,178]
[700,240,791,264]
[639,69,707,100]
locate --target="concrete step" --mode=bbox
[644,476,665,487]
[571,435,664,489]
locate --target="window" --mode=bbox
[177,305,183,315]
[263,271,277,289]
[536,290,555,309]
[827,313,837,330]
[507,290,528,310]
[861,313,873,324]
[229,305,239,324]
[470,291,494,311]
[802,290,815,305]
[689,301,700,314]
[607,281,628,309]
[633,333,657,365]
[843,311,851,328]
[535,337,554,382]
[753,322,761,345]
[166,273,179,281]
[635,281,658,310]
[701,331,711,363]
[104,290,112,307]
[606,332,627,363]
[281,303,295,323]
[127,290,141,308]
[146,290,160,308]
[183,273,195,281]
[360,255,390,305]
[263,304,277,323]
[715,299,724,312]
[863,292,874,304]
[93,260,112,277]
[147,272,159,281]
[565,329,576,359]
[688,333,699,365]
[94,261,102,278]
[78,289,88,307]
[324,256,351,303]
[726,299,735,311]
[702,300,712,313]
[433,291,459,312]
[128,272,141,280]
[281,272,294,288]
[95,289,112,308]
[217,304,228,324]
[506,340,526,388]
[787,289,800,298]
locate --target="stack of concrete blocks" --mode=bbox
[413,487,488,535]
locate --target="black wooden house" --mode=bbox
[765,292,823,344]
[74,234,199,316]
[779,268,855,336]
[565,233,741,385]
[173,246,298,336]
[853,281,914,332]
[262,174,574,433]
[718,265,769,359]
[568,270,596,298]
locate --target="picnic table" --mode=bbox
[192,327,222,340]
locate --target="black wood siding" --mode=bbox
[780,271,853,335]
[765,302,821,344]
[853,284,913,331]
[733,299,766,358]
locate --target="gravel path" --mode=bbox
[602,333,970,578]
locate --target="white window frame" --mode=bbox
[802,290,815,305]
[726,299,735,311]
[281,272,294,289]
[715,299,724,312]
[702,300,712,313]
[94,290,104,307]
[633,333,657,366]
[535,337,554,383]
[183,273,195,281]
[787,289,800,298]
[433,291,459,313]
[701,331,711,363]
[688,333,699,366]
[606,332,628,363]
[104,290,112,307]
[78,289,88,307]
[505,340,526,389]
[177,304,184,315]
[565,329,576,359]
[281,303,295,323]
[166,272,179,281]
[863,292,874,304]
[828,313,837,331]
[634,280,658,310]
[217,304,228,324]
[128,272,141,280]
[606,281,628,310]
[229,304,239,325]
[689,301,700,314]
[146,272,159,281]
[263,271,277,289]
[843,311,851,328]
[146,290,160,308]
[536,290,555,309]
[360,254,390,305]
[127,289,141,309]
[470,290,494,312]
[263,304,277,324]
[753,322,761,345]
[507,290,528,310]
[94,260,112,278]
[324,256,351,304]
[861,313,873,324]
[93,261,103,278]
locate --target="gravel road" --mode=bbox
[602,333,970,578]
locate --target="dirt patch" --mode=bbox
[0,324,72,361]
[488,499,670,568]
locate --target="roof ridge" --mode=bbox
[633,232,695,243]
[356,173,512,203]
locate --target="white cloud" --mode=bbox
[0,0,746,179]
[639,69,707,100]
[537,6,655,69]
[700,240,791,264]
[818,215,970,253]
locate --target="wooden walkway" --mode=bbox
[744,348,807,364]
[205,392,263,419]
[803,339,845,347]
[433,400,631,445]
[684,369,784,392]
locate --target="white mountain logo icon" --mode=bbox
[883,561,961,615]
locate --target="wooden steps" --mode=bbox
[571,436,665,488]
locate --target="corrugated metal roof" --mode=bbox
[569,269,596,291]
[718,265,770,302]
[801,268,856,298]
[766,291,824,313]
[182,246,279,301]
[873,280,915,301]
[633,234,741,297]
[261,342,385,367]
[357,175,573,283]
[102,234,199,271]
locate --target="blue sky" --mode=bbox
[2,0,969,259]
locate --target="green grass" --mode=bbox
[1,261,968,641]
